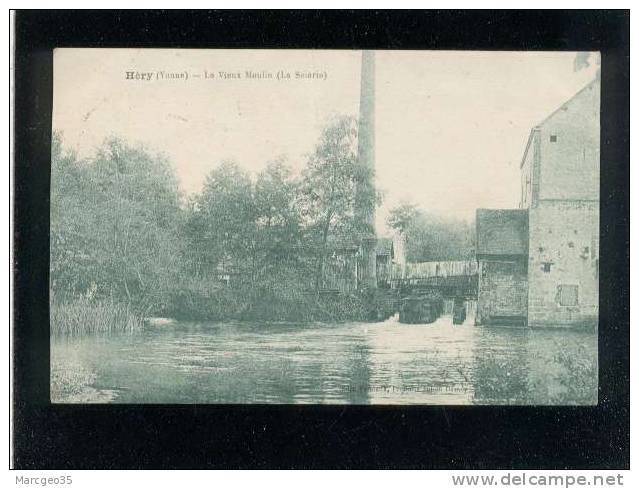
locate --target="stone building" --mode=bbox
[476,77,599,328]
[521,77,600,328]
[475,209,529,325]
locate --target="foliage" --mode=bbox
[165,280,375,323]
[252,157,304,283]
[183,160,255,277]
[386,202,420,235]
[50,115,390,333]
[298,115,378,290]
[50,133,182,314]
[387,201,474,262]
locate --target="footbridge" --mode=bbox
[390,260,479,300]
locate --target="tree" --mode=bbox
[387,202,420,235]
[387,202,473,262]
[188,160,256,280]
[298,115,368,291]
[90,138,182,307]
[50,134,183,312]
[253,158,303,283]
[50,132,95,294]
[254,157,300,248]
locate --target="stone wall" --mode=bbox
[477,258,528,325]
[527,201,599,328]
[537,80,600,203]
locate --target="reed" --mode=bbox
[50,296,144,336]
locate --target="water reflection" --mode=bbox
[51,317,597,405]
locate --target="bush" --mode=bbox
[163,278,389,323]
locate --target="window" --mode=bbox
[558,285,578,306]
[542,262,553,273]
[550,134,558,142]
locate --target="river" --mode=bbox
[51,315,597,405]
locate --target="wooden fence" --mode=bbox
[393,260,478,280]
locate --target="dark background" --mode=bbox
[12,10,630,469]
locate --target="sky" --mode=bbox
[52,49,599,232]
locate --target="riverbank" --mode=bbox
[163,285,397,323]
[50,289,398,336]
[51,352,119,403]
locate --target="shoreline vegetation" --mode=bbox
[51,295,144,336]
[164,280,397,323]
[50,288,397,336]
[50,293,395,336]
[50,117,413,336]
[50,116,471,337]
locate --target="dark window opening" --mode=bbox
[542,262,552,273]
[550,135,558,142]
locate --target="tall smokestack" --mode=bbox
[356,50,376,235]
[356,50,377,289]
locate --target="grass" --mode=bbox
[50,295,144,336]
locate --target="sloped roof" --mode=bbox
[476,209,528,256]
[536,76,599,128]
[375,237,394,257]
[520,77,600,168]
